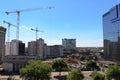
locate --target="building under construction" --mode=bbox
[0,26,6,61]
[5,40,25,56]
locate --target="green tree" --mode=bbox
[67,69,84,80]
[106,65,120,80]
[91,71,105,80]
[79,55,85,61]
[20,60,52,80]
[86,60,99,71]
[52,59,68,75]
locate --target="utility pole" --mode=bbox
[31,28,43,55]
[3,20,17,42]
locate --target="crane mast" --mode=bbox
[31,28,43,55]
[31,28,39,41]
[5,6,54,40]
[3,20,17,42]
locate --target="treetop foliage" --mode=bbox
[67,69,84,80]
[20,60,52,80]
[86,60,99,70]
[52,59,68,71]
[91,71,105,80]
[106,65,120,80]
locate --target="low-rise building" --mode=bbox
[2,55,41,72]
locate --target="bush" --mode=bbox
[106,65,120,80]
[52,59,68,71]
[79,56,85,61]
[20,60,52,80]
[86,60,99,71]
[67,69,84,80]
[91,71,105,80]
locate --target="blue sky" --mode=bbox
[0,0,120,47]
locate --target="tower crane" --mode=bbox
[5,6,54,40]
[31,28,43,55]
[3,20,17,42]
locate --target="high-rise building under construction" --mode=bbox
[0,26,6,60]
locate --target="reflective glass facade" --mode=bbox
[103,4,120,60]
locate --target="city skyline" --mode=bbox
[0,0,120,47]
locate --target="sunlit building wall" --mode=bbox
[5,40,25,56]
[103,4,120,60]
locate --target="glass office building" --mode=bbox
[103,4,120,60]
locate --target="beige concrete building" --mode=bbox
[5,42,11,56]
[37,38,44,57]
[28,41,36,56]
[5,40,25,56]
[10,40,19,55]
[28,38,45,59]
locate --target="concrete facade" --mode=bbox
[28,38,45,59]
[28,41,36,56]
[47,45,63,58]
[5,42,11,56]
[62,38,76,51]
[2,55,40,72]
[37,38,44,58]
[43,43,47,58]
[10,40,19,55]
[0,26,6,60]
[5,40,25,56]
